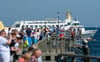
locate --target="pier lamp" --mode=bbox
[57,12,60,27]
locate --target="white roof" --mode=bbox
[72,20,80,24]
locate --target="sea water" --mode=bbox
[86,27,100,62]
[87,27,100,56]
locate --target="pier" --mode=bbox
[34,30,100,62]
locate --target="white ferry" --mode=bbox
[9,10,97,40]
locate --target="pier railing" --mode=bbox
[58,54,100,62]
[36,30,99,62]
[36,30,85,62]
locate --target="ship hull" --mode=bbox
[81,30,97,39]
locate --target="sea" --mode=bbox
[75,27,100,62]
[87,27,100,57]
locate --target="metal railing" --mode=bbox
[57,54,100,62]
[36,30,98,62]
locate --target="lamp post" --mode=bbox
[45,21,46,28]
[57,12,60,27]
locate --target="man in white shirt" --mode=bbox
[38,56,42,62]
[0,30,12,62]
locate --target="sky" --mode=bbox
[0,0,100,27]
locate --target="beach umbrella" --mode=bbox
[0,21,5,30]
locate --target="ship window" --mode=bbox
[65,24,67,26]
[40,22,43,24]
[43,25,46,27]
[60,25,63,27]
[35,22,39,24]
[16,24,20,27]
[30,25,33,27]
[47,25,50,27]
[67,23,71,25]
[26,25,28,28]
[39,25,42,27]
[48,22,56,24]
[35,25,37,27]
[73,23,79,25]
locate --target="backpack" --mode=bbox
[23,37,29,48]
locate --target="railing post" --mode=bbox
[56,37,58,53]
[49,38,51,53]
[72,57,76,62]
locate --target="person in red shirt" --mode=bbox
[59,33,64,38]
[18,52,31,62]
[59,30,64,38]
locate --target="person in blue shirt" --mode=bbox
[23,36,32,47]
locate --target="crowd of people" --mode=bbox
[0,25,81,62]
[0,26,62,62]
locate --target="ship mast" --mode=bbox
[66,10,72,21]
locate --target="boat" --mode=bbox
[63,19,97,40]
[7,10,97,40]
